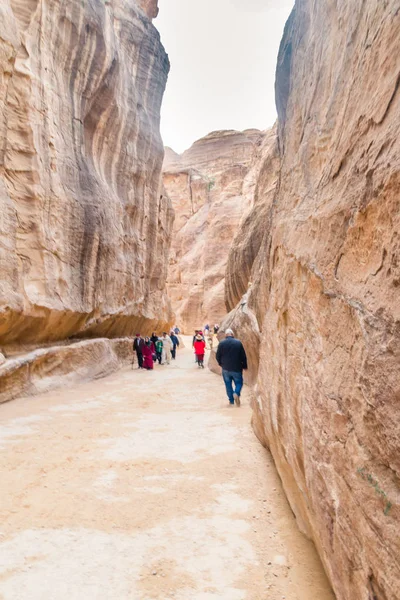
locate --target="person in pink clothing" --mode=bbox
[193,334,206,368]
[142,337,155,370]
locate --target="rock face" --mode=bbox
[225,1,400,598]
[137,0,159,20]
[224,126,280,313]
[0,0,173,349]
[163,129,264,333]
[0,337,134,404]
[210,126,280,386]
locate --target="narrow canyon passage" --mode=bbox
[0,339,333,600]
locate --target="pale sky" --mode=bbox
[157,0,294,153]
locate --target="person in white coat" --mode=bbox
[161,332,173,365]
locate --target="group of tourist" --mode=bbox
[191,324,219,368]
[133,323,248,408]
[133,323,221,371]
[133,328,180,370]
[192,326,248,406]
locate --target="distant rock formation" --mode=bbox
[223,1,400,598]
[0,0,173,349]
[163,129,264,333]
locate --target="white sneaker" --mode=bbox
[233,393,241,407]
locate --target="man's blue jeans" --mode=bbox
[222,370,244,404]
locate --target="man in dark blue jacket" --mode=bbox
[170,331,180,359]
[216,329,247,407]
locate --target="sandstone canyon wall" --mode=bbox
[216,126,280,386]
[223,1,400,598]
[163,129,264,333]
[0,0,173,351]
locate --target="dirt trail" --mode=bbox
[0,338,334,600]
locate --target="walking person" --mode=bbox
[150,332,159,348]
[194,333,206,368]
[216,329,247,407]
[133,334,145,369]
[142,337,155,370]
[170,331,180,359]
[161,332,173,365]
[155,337,163,365]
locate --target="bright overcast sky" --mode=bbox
[157,0,294,153]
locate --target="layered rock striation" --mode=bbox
[0,337,134,404]
[224,1,400,598]
[163,129,264,333]
[0,0,173,350]
[213,126,280,386]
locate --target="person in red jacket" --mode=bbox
[193,334,206,368]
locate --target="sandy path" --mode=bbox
[0,338,334,600]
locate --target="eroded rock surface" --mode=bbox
[163,129,264,333]
[224,126,280,314]
[209,127,280,385]
[226,1,400,598]
[0,338,133,404]
[0,0,173,349]
[137,0,159,20]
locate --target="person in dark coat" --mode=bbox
[133,334,145,369]
[170,332,180,359]
[216,328,247,407]
[150,332,159,348]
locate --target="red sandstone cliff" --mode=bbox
[0,0,173,349]
[223,1,400,598]
[163,129,264,333]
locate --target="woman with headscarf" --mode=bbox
[142,337,155,370]
[194,333,206,368]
